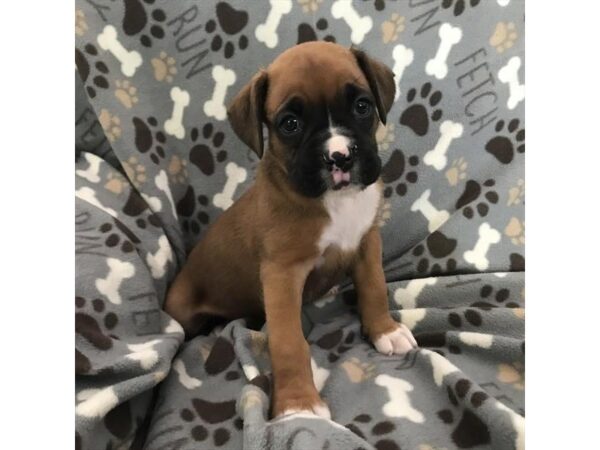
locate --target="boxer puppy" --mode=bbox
[165,41,417,418]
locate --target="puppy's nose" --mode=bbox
[324,144,357,172]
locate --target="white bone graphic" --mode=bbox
[375,374,424,423]
[146,235,173,279]
[424,349,459,386]
[76,153,101,183]
[255,0,293,48]
[95,257,135,305]
[423,120,464,171]
[331,0,373,44]
[155,170,177,218]
[425,23,462,80]
[76,387,118,418]
[204,65,236,121]
[498,56,525,110]
[76,187,117,217]
[497,0,511,6]
[213,162,247,210]
[392,44,414,100]
[126,339,161,370]
[141,193,162,212]
[411,189,450,232]
[311,358,330,392]
[173,358,202,389]
[464,223,501,271]
[97,25,142,77]
[164,87,190,139]
[393,277,437,309]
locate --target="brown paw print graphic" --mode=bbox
[490,22,518,53]
[176,185,211,237]
[455,179,499,219]
[436,378,491,448]
[497,362,524,390]
[98,109,121,143]
[179,397,243,447]
[75,9,88,36]
[485,119,525,164]
[445,157,467,186]
[298,0,324,13]
[167,155,189,184]
[114,80,139,109]
[504,217,525,246]
[412,231,458,275]
[297,18,337,44]
[400,82,443,137]
[122,0,167,48]
[76,43,110,99]
[376,123,395,152]
[507,179,525,206]
[151,51,177,83]
[132,116,167,165]
[189,123,228,176]
[345,413,402,450]
[205,2,249,59]
[341,357,376,383]
[75,296,119,369]
[381,13,405,43]
[382,149,420,198]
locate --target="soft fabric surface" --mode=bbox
[75,1,525,449]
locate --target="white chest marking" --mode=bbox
[318,184,380,253]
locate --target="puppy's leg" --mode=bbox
[261,260,331,419]
[351,227,418,355]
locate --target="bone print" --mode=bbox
[146,235,173,279]
[375,374,424,423]
[95,257,135,305]
[411,189,450,233]
[331,0,373,45]
[76,187,117,217]
[498,0,511,6]
[97,25,142,77]
[126,339,162,370]
[155,170,177,218]
[164,87,190,139]
[464,222,501,271]
[255,0,293,49]
[173,358,202,389]
[311,358,330,392]
[425,23,462,80]
[393,277,437,309]
[203,65,236,121]
[498,56,525,110]
[496,401,525,450]
[424,349,459,386]
[392,44,414,100]
[213,162,248,210]
[140,193,162,212]
[423,120,464,171]
[76,153,101,183]
[75,386,119,418]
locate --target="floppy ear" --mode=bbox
[227,70,269,158]
[351,47,395,125]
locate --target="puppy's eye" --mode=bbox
[279,115,302,136]
[353,98,372,118]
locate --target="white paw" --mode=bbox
[280,404,332,420]
[374,324,418,355]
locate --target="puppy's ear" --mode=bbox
[227,70,269,158]
[351,47,395,125]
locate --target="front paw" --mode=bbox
[373,323,418,356]
[273,387,331,419]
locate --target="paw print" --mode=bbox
[75,43,110,99]
[485,119,525,164]
[497,362,524,390]
[441,0,482,17]
[76,296,119,354]
[507,179,525,206]
[345,413,401,450]
[297,18,336,44]
[504,217,525,246]
[151,51,177,82]
[381,149,420,197]
[381,13,405,43]
[298,0,324,13]
[167,155,189,184]
[455,179,499,219]
[362,0,395,11]
[98,220,139,254]
[341,357,376,383]
[313,329,357,363]
[179,397,243,447]
[176,185,211,237]
[490,22,518,53]
[377,199,393,227]
[479,284,520,308]
[132,116,166,164]
[445,157,467,186]
[447,308,484,328]
[412,231,457,275]
[121,156,147,188]
[400,82,443,136]
[122,0,166,48]
[376,122,395,151]
[98,109,121,142]
[436,378,491,448]
[75,9,88,36]
[104,171,128,195]
[114,79,139,109]
[189,123,228,176]
[205,3,249,59]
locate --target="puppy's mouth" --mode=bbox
[330,167,351,190]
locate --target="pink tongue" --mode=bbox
[332,169,350,185]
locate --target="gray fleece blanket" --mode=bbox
[75,1,525,449]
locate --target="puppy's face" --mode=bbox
[228,42,396,198]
